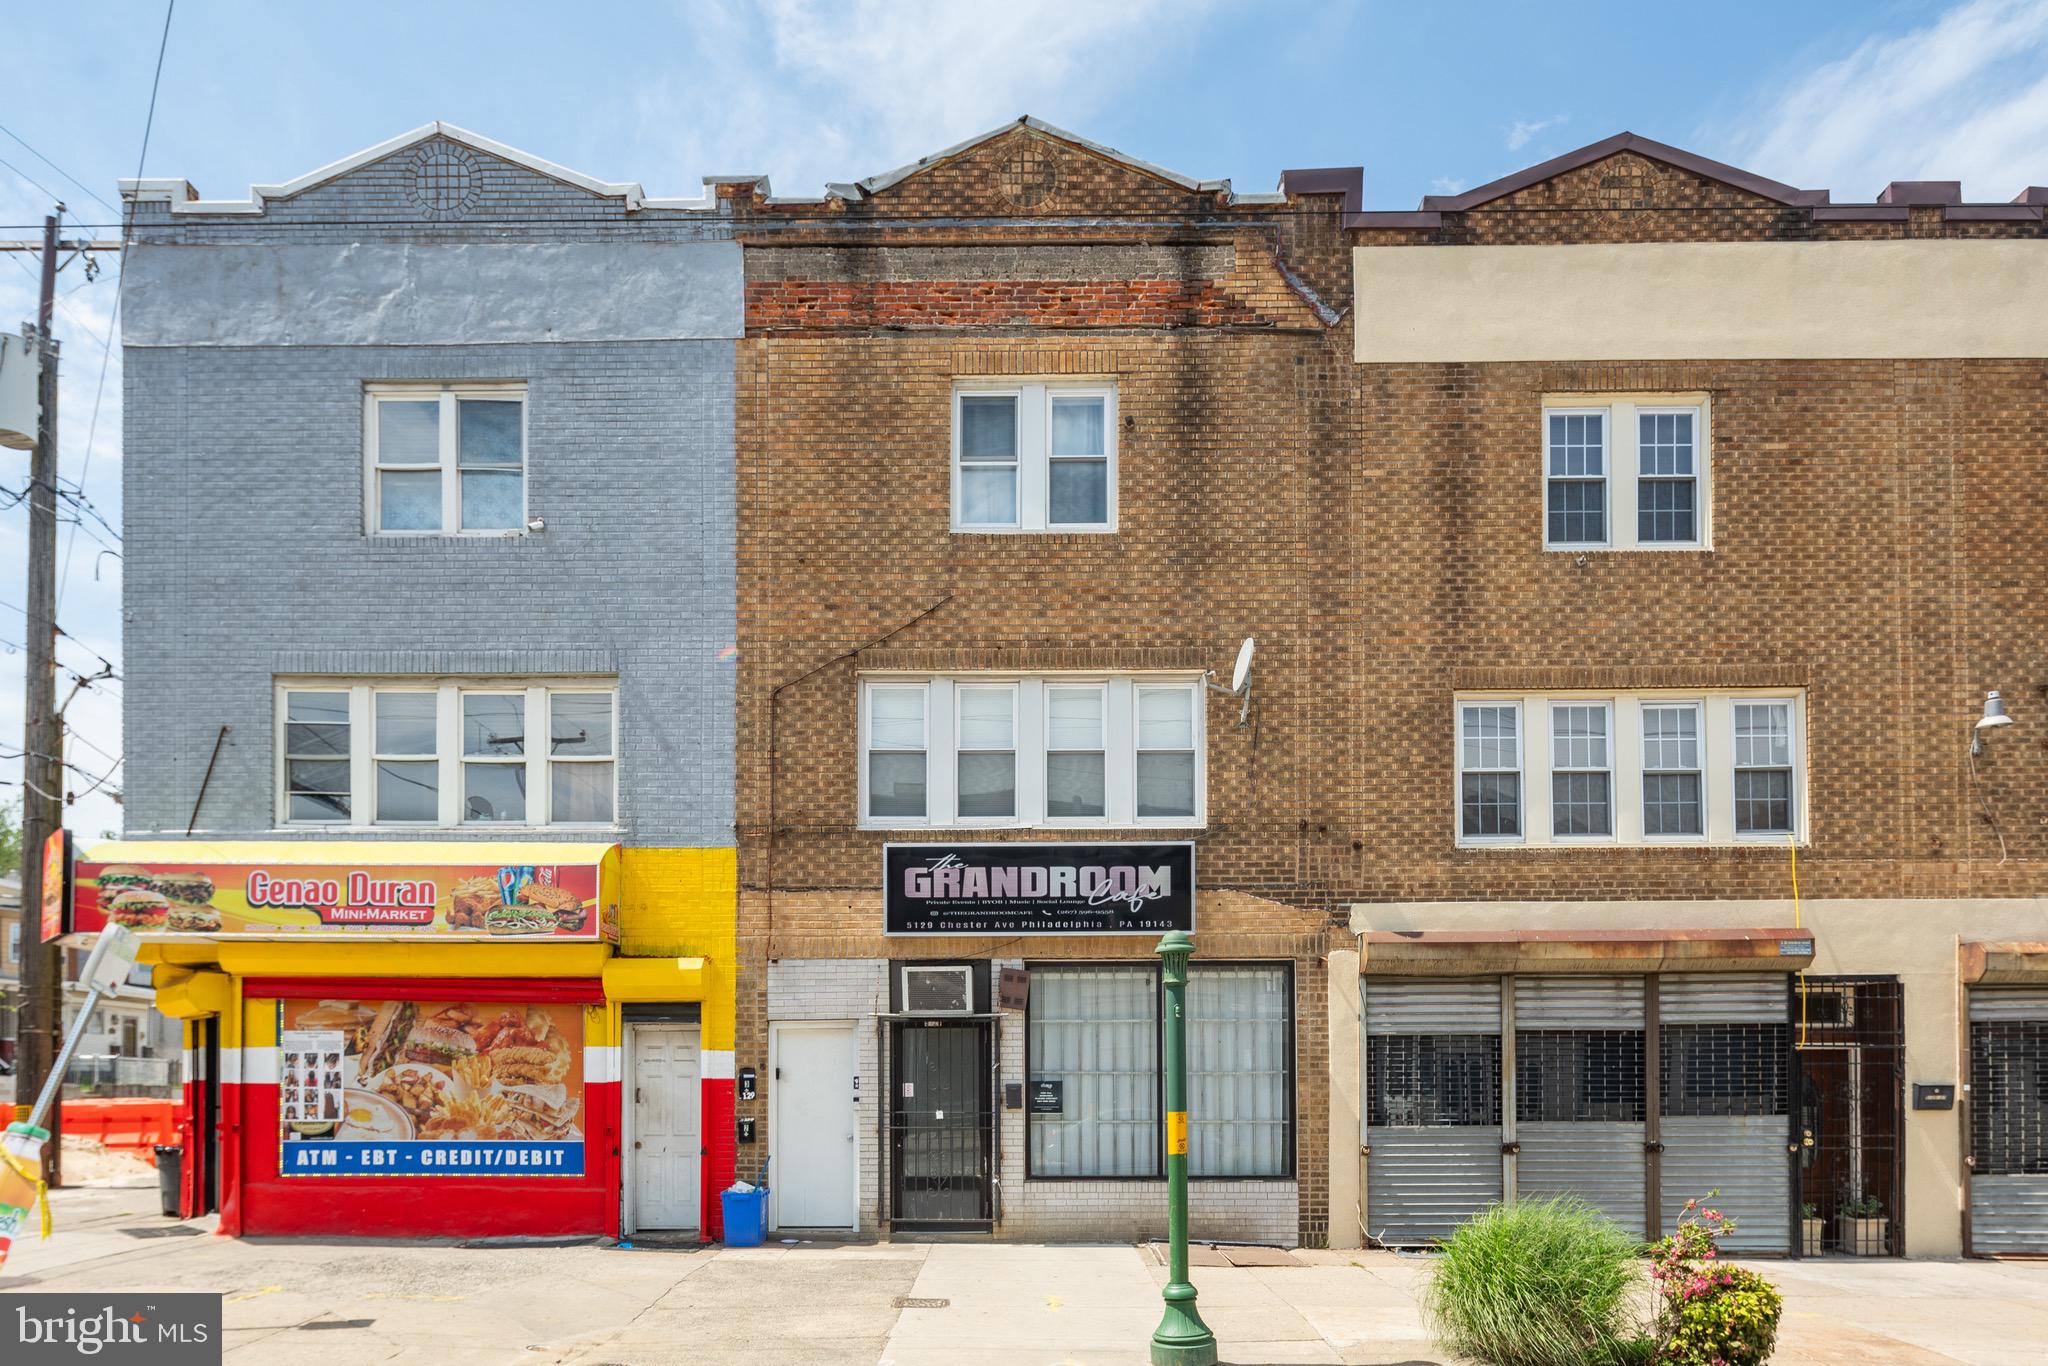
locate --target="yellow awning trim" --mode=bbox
[603,956,707,1002]
[221,941,612,979]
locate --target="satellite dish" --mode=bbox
[1231,637,1256,694]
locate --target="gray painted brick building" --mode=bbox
[119,124,739,848]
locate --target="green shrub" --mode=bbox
[1658,1266,1781,1365]
[1423,1197,1646,1366]
[1651,1195,1783,1365]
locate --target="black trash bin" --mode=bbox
[154,1145,182,1218]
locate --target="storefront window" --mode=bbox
[1028,965,1159,1177]
[1187,964,1292,1177]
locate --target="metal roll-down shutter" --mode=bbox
[1968,987,2048,1254]
[1364,978,1502,1246]
[1515,976,1647,1236]
[1658,973,1792,1253]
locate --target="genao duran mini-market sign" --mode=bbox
[883,842,1194,936]
[67,843,620,941]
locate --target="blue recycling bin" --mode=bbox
[721,1186,769,1246]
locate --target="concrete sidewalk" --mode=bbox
[4,1186,2045,1364]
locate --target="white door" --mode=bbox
[772,1022,857,1229]
[630,1025,701,1232]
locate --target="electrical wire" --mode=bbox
[0,120,125,219]
[0,152,64,207]
[59,0,170,612]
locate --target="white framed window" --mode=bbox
[1544,409,1608,547]
[1458,702,1522,841]
[277,679,616,829]
[952,382,1116,532]
[860,674,1203,829]
[1641,702,1704,837]
[283,689,354,823]
[365,384,527,536]
[1732,700,1797,836]
[1135,685,1198,821]
[955,684,1019,822]
[1045,683,1108,821]
[900,964,973,1016]
[1455,690,1804,847]
[1542,395,1709,551]
[1549,702,1613,838]
[372,690,439,823]
[866,684,930,821]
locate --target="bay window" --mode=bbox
[861,675,1203,828]
[278,679,615,828]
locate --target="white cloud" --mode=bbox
[626,0,1218,198]
[1429,176,1467,195]
[1505,114,1566,152]
[1722,0,2048,200]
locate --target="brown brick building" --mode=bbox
[731,121,2048,1255]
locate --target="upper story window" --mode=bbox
[1456,691,1802,847]
[860,674,1201,829]
[279,679,615,828]
[366,385,527,536]
[953,382,1116,532]
[1543,396,1709,551]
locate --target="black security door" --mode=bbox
[890,1021,991,1228]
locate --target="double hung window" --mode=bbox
[861,675,1202,828]
[953,383,1116,532]
[1456,692,1802,846]
[1542,396,1708,550]
[279,680,615,828]
[367,385,526,535]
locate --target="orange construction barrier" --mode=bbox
[61,1099,177,1165]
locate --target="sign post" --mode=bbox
[1150,929,1216,1366]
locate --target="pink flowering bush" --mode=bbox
[1650,1195,1783,1365]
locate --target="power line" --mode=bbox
[0,121,124,219]
[61,0,171,611]
[0,152,64,207]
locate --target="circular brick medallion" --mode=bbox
[996,142,1060,210]
[406,145,482,219]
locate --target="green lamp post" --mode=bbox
[1151,928,1218,1366]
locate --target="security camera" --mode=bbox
[526,516,546,532]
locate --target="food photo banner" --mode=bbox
[278,997,585,1177]
[70,854,616,940]
[884,842,1195,936]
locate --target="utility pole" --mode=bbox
[15,207,65,1187]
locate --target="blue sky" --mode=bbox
[3,0,2047,837]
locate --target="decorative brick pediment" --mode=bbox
[859,124,1227,218]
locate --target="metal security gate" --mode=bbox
[1363,979,1503,1245]
[1658,974,1792,1253]
[1794,977,1904,1255]
[888,1021,993,1230]
[1515,976,1647,1236]
[1968,986,2048,1254]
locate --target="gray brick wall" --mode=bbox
[121,137,737,848]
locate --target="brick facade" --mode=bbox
[731,124,1350,1245]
